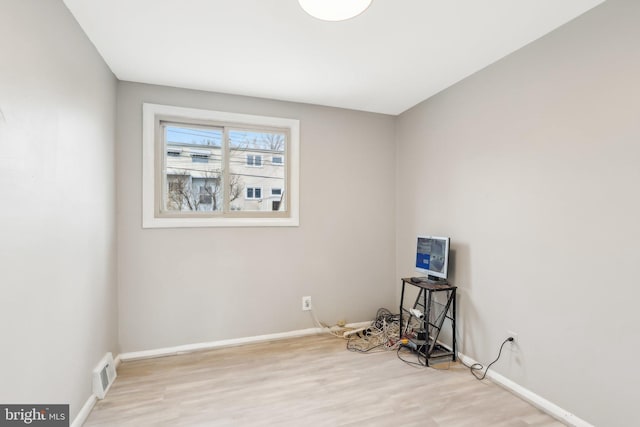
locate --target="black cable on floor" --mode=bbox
[396,345,427,368]
[469,337,513,380]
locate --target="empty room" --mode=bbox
[1,0,638,426]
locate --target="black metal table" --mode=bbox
[399,278,457,365]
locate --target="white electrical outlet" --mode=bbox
[302,296,312,311]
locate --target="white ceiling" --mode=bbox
[63,0,604,115]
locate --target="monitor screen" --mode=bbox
[415,236,450,280]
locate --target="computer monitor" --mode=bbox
[415,235,450,281]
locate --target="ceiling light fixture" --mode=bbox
[298,0,372,22]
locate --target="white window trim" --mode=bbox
[142,103,300,228]
[245,186,263,200]
[246,154,263,168]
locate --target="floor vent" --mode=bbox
[93,352,117,399]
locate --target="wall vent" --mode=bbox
[92,352,117,399]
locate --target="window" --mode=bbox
[143,103,299,227]
[246,154,262,167]
[246,187,262,200]
[191,151,211,163]
[199,185,213,205]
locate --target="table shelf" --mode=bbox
[399,278,457,365]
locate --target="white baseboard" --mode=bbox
[120,328,298,361]
[119,322,372,361]
[70,394,96,427]
[457,352,593,427]
[71,351,121,427]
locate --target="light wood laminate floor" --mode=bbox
[84,334,564,426]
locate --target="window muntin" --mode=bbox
[143,103,299,228]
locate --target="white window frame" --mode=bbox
[246,154,263,167]
[143,103,300,228]
[271,187,282,196]
[245,186,263,200]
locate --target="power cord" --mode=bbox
[347,308,402,353]
[469,337,514,380]
[308,304,356,339]
[396,345,426,368]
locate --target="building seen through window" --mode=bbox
[163,125,286,213]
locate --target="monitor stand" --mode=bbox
[427,275,448,284]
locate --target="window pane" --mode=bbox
[229,129,286,212]
[164,124,223,212]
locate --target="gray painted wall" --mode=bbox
[3,0,637,425]
[0,0,118,422]
[116,82,396,352]
[396,1,640,425]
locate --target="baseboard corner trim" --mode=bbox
[457,352,593,427]
[70,394,97,427]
